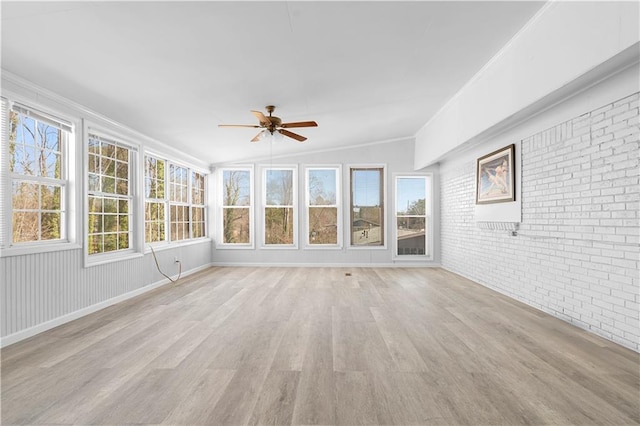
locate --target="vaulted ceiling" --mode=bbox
[1,1,544,166]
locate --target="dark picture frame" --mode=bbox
[476,144,515,204]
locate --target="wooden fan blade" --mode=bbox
[251,110,272,126]
[280,121,318,128]
[251,131,264,142]
[218,124,261,128]
[278,129,307,142]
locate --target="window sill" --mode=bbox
[303,245,343,250]
[85,250,144,268]
[216,243,255,250]
[261,245,299,250]
[347,245,388,250]
[144,238,212,254]
[0,242,82,258]
[393,255,434,262]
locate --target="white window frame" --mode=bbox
[304,165,342,249]
[261,165,298,249]
[144,153,168,245]
[217,165,254,249]
[348,164,387,249]
[190,169,207,239]
[84,125,140,266]
[393,173,433,260]
[1,95,80,257]
[169,163,190,242]
[142,151,209,251]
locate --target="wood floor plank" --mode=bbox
[291,367,336,425]
[335,371,388,425]
[2,266,638,426]
[248,370,301,426]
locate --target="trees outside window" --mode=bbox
[144,155,166,243]
[221,168,251,245]
[191,171,206,239]
[306,167,340,246]
[263,167,296,246]
[87,134,132,255]
[144,155,207,244]
[9,106,69,244]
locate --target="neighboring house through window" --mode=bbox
[395,175,431,257]
[350,166,385,247]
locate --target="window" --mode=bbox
[87,133,132,255]
[263,166,296,246]
[191,171,206,239]
[169,164,189,241]
[144,155,166,243]
[5,102,72,246]
[220,168,252,245]
[350,166,385,246]
[395,175,431,257]
[144,155,207,244]
[306,166,340,246]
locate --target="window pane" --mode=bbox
[89,213,102,233]
[12,211,39,242]
[89,196,102,212]
[118,233,129,250]
[351,168,384,246]
[192,172,205,205]
[266,169,293,206]
[223,170,251,206]
[170,205,189,241]
[352,169,380,207]
[104,198,117,214]
[397,217,426,256]
[116,161,128,179]
[12,181,38,210]
[309,207,337,244]
[88,234,103,254]
[87,136,132,255]
[351,206,383,245]
[41,212,61,240]
[41,185,61,211]
[104,234,117,252]
[102,143,116,158]
[396,178,425,215]
[223,207,250,244]
[308,169,337,205]
[265,207,293,244]
[88,137,100,154]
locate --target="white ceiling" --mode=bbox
[1,1,544,166]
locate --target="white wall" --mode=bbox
[415,1,640,168]
[212,139,440,266]
[0,73,213,347]
[439,68,639,351]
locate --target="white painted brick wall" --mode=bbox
[441,92,640,352]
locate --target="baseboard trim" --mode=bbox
[211,262,441,268]
[0,263,212,348]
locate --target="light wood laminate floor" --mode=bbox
[1,267,639,425]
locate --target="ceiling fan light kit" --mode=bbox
[219,105,318,143]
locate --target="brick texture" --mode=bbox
[441,92,640,352]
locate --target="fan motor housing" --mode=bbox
[268,116,282,127]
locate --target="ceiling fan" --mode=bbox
[218,105,318,142]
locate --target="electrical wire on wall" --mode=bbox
[149,246,182,283]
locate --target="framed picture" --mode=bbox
[476,144,515,204]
